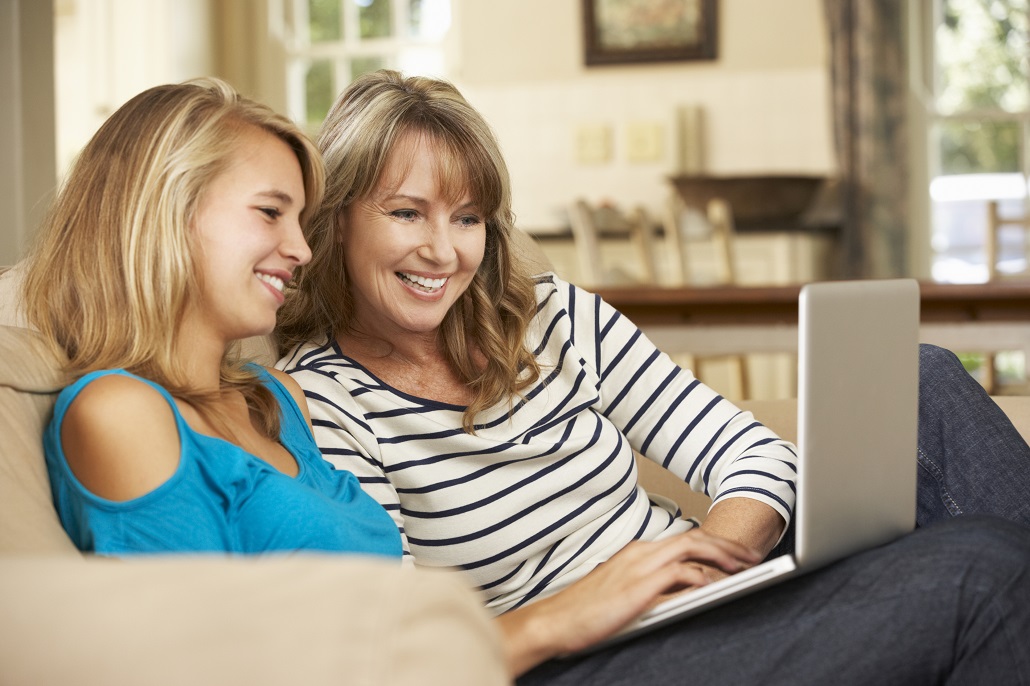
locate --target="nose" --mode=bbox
[282,217,313,266]
[417,219,457,265]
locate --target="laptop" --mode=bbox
[583,278,921,653]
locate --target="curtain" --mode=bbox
[824,0,909,278]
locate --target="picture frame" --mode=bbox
[582,0,718,66]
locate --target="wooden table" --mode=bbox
[592,282,1030,359]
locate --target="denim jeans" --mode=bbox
[916,344,1030,527]
[518,345,1030,685]
[518,516,1030,686]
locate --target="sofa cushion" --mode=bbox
[0,325,77,554]
[0,263,27,328]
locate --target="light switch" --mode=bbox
[576,124,612,165]
[626,122,665,163]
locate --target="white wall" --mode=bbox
[451,0,836,231]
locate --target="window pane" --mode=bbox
[351,55,387,80]
[305,60,334,126]
[930,116,1026,282]
[936,0,1030,114]
[357,0,392,39]
[398,46,445,76]
[938,119,1022,174]
[408,0,451,39]
[308,0,342,43]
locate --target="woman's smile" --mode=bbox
[396,271,449,294]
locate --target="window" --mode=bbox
[919,0,1030,283]
[283,0,452,131]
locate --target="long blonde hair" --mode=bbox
[276,70,540,431]
[23,78,325,439]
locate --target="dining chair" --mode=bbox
[986,200,1030,282]
[567,198,660,287]
[661,193,739,287]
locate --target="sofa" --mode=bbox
[0,263,509,686]
[2,261,1029,685]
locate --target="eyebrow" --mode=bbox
[379,193,479,212]
[255,190,295,205]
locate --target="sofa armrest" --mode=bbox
[0,555,510,686]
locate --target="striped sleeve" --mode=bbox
[557,278,798,524]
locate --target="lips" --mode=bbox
[397,271,448,293]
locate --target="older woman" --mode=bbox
[277,70,1030,683]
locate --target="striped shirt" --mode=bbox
[278,273,798,614]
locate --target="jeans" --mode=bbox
[916,344,1030,527]
[518,345,1030,685]
[518,517,1030,686]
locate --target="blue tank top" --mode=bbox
[44,368,402,559]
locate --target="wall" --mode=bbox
[451,0,836,231]
[8,0,835,265]
[0,0,55,266]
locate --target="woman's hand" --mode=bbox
[495,529,761,676]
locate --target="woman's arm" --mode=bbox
[494,529,762,676]
[699,499,785,578]
[557,278,797,547]
[60,374,180,501]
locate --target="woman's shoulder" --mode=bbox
[259,366,312,425]
[56,371,181,502]
[60,370,175,419]
[275,334,337,373]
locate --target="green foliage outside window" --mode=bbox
[358,0,392,39]
[305,60,334,127]
[308,0,342,42]
[936,0,1029,176]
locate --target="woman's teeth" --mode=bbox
[398,272,447,292]
[256,273,285,293]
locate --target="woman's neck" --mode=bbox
[171,318,231,393]
[336,327,473,404]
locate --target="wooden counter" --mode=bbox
[590,281,1030,360]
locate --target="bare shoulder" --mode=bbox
[60,374,181,501]
[263,367,313,426]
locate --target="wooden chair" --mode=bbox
[986,200,1030,281]
[567,199,660,287]
[660,194,750,399]
[660,193,738,286]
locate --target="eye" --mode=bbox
[391,209,419,222]
[457,214,483,228]
[259,207,282,220]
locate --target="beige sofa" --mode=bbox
[0,265,509,686]
[2,263,1029,685]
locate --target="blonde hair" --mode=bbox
[23,77,325,439]
[276,70,540,431]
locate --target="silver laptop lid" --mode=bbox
[795,279,920,569]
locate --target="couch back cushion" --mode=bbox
[0,325,79,553]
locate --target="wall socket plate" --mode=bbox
[626,122,665,163]
[575,123,612,164]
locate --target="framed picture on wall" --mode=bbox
[582,0,718,66]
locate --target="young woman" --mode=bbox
[276,70,1030,682]
[24,78,400,559]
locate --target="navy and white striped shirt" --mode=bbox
[279,273,797,613]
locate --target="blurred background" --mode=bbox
[3,0,1028,398]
